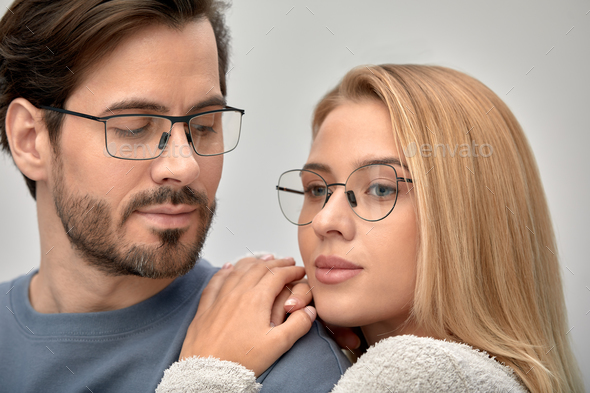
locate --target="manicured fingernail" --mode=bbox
[222,262,232,269]
[304,306,316,320]
[284,298,297,307]
[286,256,295,262]
[260,254,274,261]
[270,322,276,328]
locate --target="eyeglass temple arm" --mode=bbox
[276,186,304,195]
[40,105,102,122]
[225,106,246,114]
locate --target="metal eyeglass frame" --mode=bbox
[40,105,245,160]
[276,163,414,225]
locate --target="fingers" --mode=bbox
[257,265,306,305]
[269,286,292,327]
[271,306,317,354]
[181,255,312,377]
[283,281,312,314]
[197,256,305,329]
[216,257,296,299]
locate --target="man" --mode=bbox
[0,1,350,391]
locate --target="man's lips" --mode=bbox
[314,255,363,284]
[136,204,197,215]
[134,204,197,228]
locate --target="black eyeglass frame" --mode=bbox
[40,105,245,160]
[276,163,414,225]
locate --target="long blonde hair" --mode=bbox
[312,64,583,392]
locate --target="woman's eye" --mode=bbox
[367,183,396,197]
[305,185,327,198]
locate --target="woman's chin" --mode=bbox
[315,300,364,328]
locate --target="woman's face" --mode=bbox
[298,99,419,342]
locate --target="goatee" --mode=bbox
[53,161,215,279]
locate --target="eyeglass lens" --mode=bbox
[277,164,400,225]
[104,110,242,159]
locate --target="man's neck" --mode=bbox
[29,263,174,314]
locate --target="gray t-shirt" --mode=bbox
[0,260,350,392]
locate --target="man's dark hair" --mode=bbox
[0,0,230,199]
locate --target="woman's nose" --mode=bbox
[311,189,356,241]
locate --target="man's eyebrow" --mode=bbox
[302,162,331,173]
[185,96,227,114]
[99,96,226,117]
[100,100,169,116]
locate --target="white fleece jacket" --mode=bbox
[156,335,528,392]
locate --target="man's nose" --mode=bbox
[149,123,200,186]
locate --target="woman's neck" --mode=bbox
[360,318,432,346]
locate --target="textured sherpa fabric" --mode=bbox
[332,335,527,393]
[157,335,528,392]
[156,356,262,393]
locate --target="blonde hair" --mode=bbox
[312,64,583,392]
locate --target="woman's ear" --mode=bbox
[5,98,52,182]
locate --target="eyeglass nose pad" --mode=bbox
[346,190,358,207]
[185,131,193,144]
[324,190,333,206]
[157,132,170,150]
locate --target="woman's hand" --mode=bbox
[179,257,317,376]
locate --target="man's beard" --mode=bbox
[52,161,215,279]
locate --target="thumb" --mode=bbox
[271,306,316,353]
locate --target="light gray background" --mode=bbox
[1,0,588,383]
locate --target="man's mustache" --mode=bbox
[119,186,210,227]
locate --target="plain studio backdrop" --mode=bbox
[0,0,588,383]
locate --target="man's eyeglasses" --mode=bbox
[276,163,413,225]
[40,105,245,160]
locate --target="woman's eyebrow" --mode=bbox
[302,158,409,174]
[355,157,410,172]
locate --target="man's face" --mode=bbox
[49,20,223,278]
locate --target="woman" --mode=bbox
[157,65,584,392]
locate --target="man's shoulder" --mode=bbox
[0,261,221,392]
[0,273,27,289]
[175,259,219,295]
[258,321,351,393]
[0,273,29,306]
[185,258,219,281]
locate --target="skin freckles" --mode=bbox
[298,100,421,346]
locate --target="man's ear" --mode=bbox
[5,98,52,182]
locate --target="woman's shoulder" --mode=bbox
[332,335,528,393]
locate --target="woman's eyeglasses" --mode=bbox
[276,163,413,225]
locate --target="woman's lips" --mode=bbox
[314,255,363,285]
